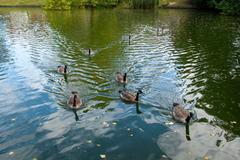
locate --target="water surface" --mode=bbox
[0,8,240,160]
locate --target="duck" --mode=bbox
[68,91,82,109]
[119,89,143,103]
[57,65,67,74]
[87,48,91,56]
[116,72,128,84]
[172,103,193,124]
[84,48,93,56]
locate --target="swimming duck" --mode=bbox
[68,91,82,109]
[57,65,67,74]
[84,48,93,56]
[172,103,193,124]
[119,89,143,103]
[116,72,128,84]
[88,48,91,56]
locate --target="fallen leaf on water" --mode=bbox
[86,140,92,144]
[231,121,237,124]
[127,128,131,131]
[11,118,16,121]
[162,155,167,158]
[9,152,14,155]
[130,134,133,137]
[165,121,174,125]
[112,121,117,125]
[32,158,38,160]
[102,121,110,127]
[138,128,144,132]
[203,156,209,160]
[96,144,101,147]
[100,154,106,159]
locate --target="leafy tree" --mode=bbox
[215,0,240,15]
[44,0,72,10]
[192,0,240,15]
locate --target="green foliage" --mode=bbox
[131,0,159,9]
[44,0,72,10]
[192,0,214,8]
[72,0,119,7]
[215,0,240,15]
[42,0,240,14]
[192,0,240,15]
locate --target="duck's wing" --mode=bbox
[120,91,136,101]
[173,106,189,123]
[68,96,74,106]
[75,97,82,108]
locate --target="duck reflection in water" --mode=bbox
[136,103,142,114]
[72,108,79,121]
[63,73,68,83]
[185,123,191,141]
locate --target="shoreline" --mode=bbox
[162,2,197,9]
[0,6,197,9]
[0,5,41,8]
[0,1,197,9]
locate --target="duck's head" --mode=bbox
[57,66,61,68]
[72,91,78,94]
[173,103,179,107]
[137,89,143,94]
[88,48,91,55]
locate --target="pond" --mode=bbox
[0,8,239,160]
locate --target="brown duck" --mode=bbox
[68,91,82,109]
[172,103,193,124]
[116,72,128,84]
[57,65,67,74]
[119,89,143,103]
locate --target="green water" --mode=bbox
[0,8,239,160]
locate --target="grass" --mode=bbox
[0,0,43,6]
